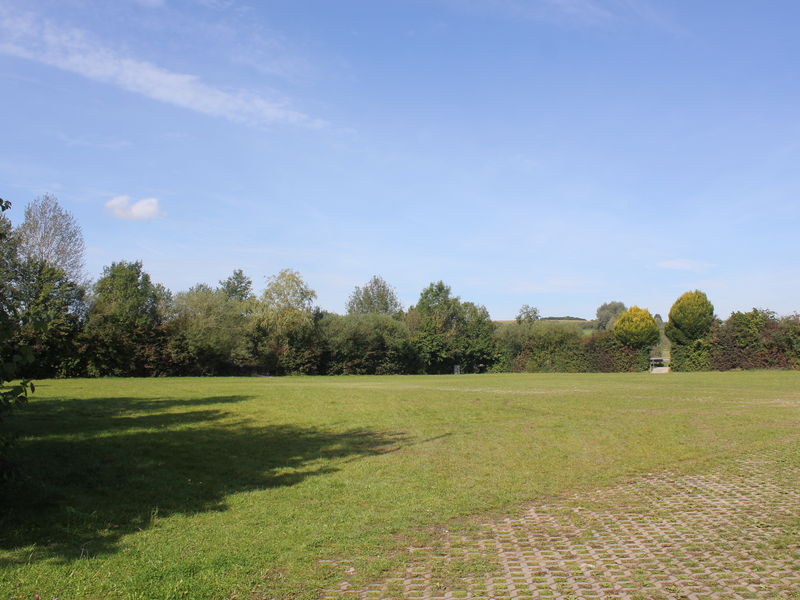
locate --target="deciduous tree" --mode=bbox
[516,304,540,325]
[16,194,86,283]
[173,283,251,374]
[83,260,169,376]
[409,281,496,373]
[0,199,39,475]
[250,269,317,372]
[14,259,87,378]
[346,275,403,317]
[0,210,19,309]
[219,269,254,302]
[595,301,626,331]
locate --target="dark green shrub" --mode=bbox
[319,313,419,375]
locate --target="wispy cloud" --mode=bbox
[105,196,166,222]
[540,0,616,25]
[657,259,717,274]
[0,7,324,128]
[443,0,679,31]
[56,133,132,149]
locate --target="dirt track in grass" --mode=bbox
[320,449,800,599]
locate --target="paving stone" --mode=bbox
[319,453,800,599]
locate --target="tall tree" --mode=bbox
[16,194,86,283]
[596,301,627,331]
[346,275,403,317]
[455,301,497,372]
[14,259,87,378]
[83,261,169,376]
[0,208,20,309]
[409,281,496,373]
[0,199,37,475]
[250,269,318,373]
[219,269,254,302]
[516,304,540,325]
[173,283,251,374]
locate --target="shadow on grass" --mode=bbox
[0,394,406,564]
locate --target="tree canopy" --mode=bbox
[665,290,715,346]
[253,268,317,342]
[408,281,496,373]
[613,305,660,349]
[16,194,86,283]
[516,304,540,325]
[596,301,626,331]
[219,269,254,302]
[0,198,39,474]
[346,275,403,317]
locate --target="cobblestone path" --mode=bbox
[320,453,800,599]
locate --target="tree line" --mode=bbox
[2,195,800,381]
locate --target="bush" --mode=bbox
[319,314,419,375]
[669,309,800,372]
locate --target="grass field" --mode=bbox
[2,372,799,599]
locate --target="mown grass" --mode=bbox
[1,371,799,599]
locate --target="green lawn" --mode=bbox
[2,372,799,599]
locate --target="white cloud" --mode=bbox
[657,259,717,274]
[105,196,166,222]
[0,7,324,128]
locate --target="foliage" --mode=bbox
[171,283,251,375]
[669,308,800,372]
[251,269,318,373]
[12,259,87,378]
[453,301,497,373]
[219,269,254,302]
[595,301,626,331]
[82,260,170,376]
[494,323,650,373]
[515,304,540,325]
[319,313,419,374]
[408,281,461,373]
[0,211,19,309]
[257,268,317,337]
[613,306,660,349]
[346,275,403,317]
[494,320,580,372]
[522,320,585,372]
[0,308,37,475]
[580,330,651,372]
[669,338,714,372]
[0,198,41,476]
[408,281,496,373]
[665,290,715,346]
[15,194,86,283]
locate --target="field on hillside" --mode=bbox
[2,372,799,599]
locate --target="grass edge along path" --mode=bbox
[1,371,799,599]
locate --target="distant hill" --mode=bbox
[493,317,595,329]
[541,316,587,321]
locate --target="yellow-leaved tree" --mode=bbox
[250,269,317,373]
[613,305,660,349]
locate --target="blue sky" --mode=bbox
[1,0,798,320]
